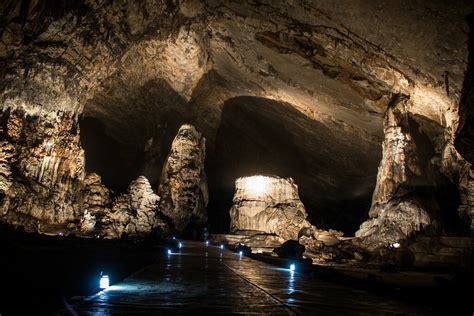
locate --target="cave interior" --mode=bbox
[1,1,474,314]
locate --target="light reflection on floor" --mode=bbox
[61,241,427,315]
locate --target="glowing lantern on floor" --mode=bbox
[220,244,224,249]
[99,274,109,289]
[289,264,295,272]
[178,242,182,249]
[205,240,209,246]
[167,249,172,255]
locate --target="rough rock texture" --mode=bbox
[158,124,208,233]
[356,101,433,247]
[103,176,166,239]
[0,108,85,233]
[229,176,311,241]
[456,13,474,165]
[78,173,111,235]
[0,0,473,247]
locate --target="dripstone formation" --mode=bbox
[103,176,165,239]
[0,114,205,238]
[0,1,473,259]
[158,124,208,233]
[356,100,433,247]
[229,176,311,241]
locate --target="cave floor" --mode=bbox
[58,241,435,315]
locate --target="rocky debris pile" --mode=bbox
[301,237,371,266]
[242,234,286,250]
[299,228,344,249]
[158,124,208,233]
[229,176,311,241]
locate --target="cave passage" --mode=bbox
[79,79,192,191]
[207,96,382,235]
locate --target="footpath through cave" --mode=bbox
[59,240,427,315]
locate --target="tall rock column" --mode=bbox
[158,124,208,233]
[356,98,431,247]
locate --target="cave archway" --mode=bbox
[206,96,382,235]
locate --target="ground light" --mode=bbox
[220,244,224,249]
[205,240,209,246]
[99,273,110,289]
[172,236,176,240]
[167,249,172,255]
[178,242,182,249]
[239,251,243,256]
[289,264,296,272]
[391,242,400,248]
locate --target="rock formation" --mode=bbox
[355,95,474,247]
[356,99,433,247]
[229,176,311,241]
[103,176,166,239]
[0,108,85,234]
[78,173,111,235]
[0,0,473,257]
[158,124,208,233]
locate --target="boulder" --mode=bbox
[274,240,305,260]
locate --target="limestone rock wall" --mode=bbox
[0,108,85,233]
[229,176,311,241]
[0,107,206,238]
[0,0,473,246]
[158,124,208,232]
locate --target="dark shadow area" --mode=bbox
[206,96,382,235]
[80,116,133,191]
[455,12,474,164]
[81,78,192,191]
[0,224,162,316]
[407,116,468,235]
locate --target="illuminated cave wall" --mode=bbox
[1,1,473,240]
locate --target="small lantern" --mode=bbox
[99,273,109,289]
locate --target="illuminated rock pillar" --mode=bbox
[356,97,431,247]
[158,124,208,233]
[229,175,311,241]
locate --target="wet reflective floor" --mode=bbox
[61,241,431,315]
